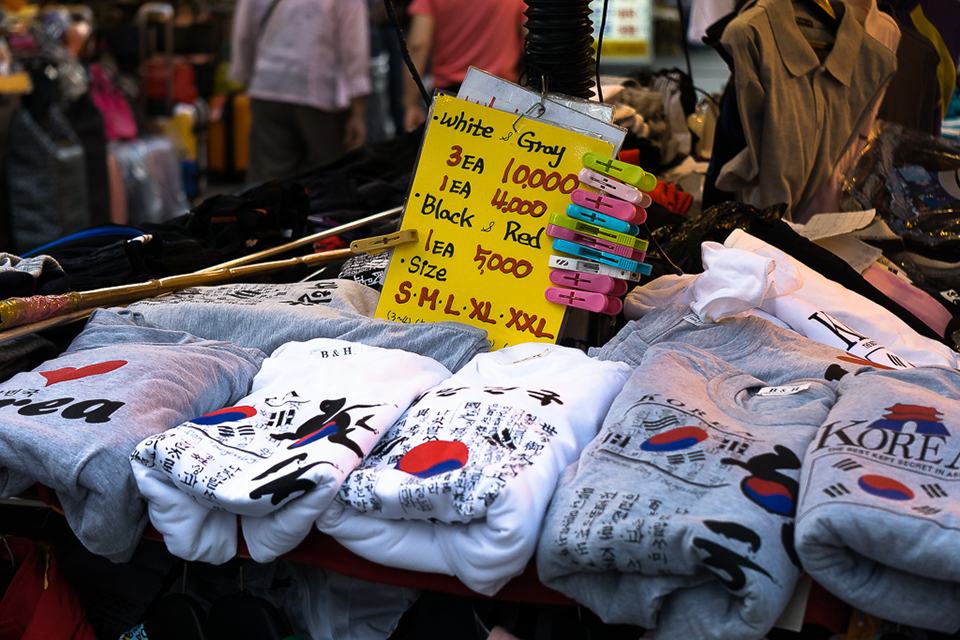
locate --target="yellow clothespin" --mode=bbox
[582,151,658,192]
[350,229,419,255]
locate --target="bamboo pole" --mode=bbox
[0,248,354,341]
[200,206,403,272]
[0,204,405,345]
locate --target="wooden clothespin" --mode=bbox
[350,229,418,255]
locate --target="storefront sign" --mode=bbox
[591,0,654,62]
[375,95,615,350]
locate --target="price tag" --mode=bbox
[375,95,615,350]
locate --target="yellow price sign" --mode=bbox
[375,95,615,350]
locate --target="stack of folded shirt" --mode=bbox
[318,343,632,595]
[131,338,452,564]
[796,364,960,633]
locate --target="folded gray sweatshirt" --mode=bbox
[796,364,960,633]
[539,342,836,640]
[0,309,265,561]
[126,279,490,371]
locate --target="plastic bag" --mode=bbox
[840,120,960,248]
[89,62,137,140]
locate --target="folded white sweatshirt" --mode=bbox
[724,230,960,368]
[626,240,952,370]
[131,339,452,564]
[317,343,632,595]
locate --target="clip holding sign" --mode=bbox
[509,75,549,133]
[566,204,640,235]
[351,229,419,255]
[548,268,628,295]
[570,189,642,222]
[545,286,623,315]
[578,167,642,203]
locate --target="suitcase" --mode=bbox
[138,3,208,201]
[138,3,199,117]
[207,92,250,179]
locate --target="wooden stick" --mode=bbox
[200,206,403,272]
[0,248,354,341]
[0,204,405,344]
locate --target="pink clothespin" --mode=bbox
[577,168,642,204]
[570,189,641,223]
[549,268,629,296]
[545,286,623,315]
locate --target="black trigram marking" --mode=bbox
[602,432,631,448]
[267,410,296,428]
[913,505,942,515]
[667,451,706,465]
[922,483,948,498]
[641,415,680,431]
[823,483,850,498]
[219,425,255,438]
[832,458,863,472]
[718,438,749,455]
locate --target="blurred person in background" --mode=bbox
[231,0,371,182]
[402,0,526,131]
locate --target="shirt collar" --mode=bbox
[759,0,863,86]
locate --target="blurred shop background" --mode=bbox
[0,0,727,255]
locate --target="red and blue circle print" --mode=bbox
[858,474,914,501]
[742,478,794,515]
[192,406,257,425]
[397,441,469,478]
[640,426,708,452]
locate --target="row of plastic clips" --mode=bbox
[545,151,658,315]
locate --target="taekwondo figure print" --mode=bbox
[134,388,393,516]
[131,339,454,520]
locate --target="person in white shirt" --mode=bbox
[230,0,371,182]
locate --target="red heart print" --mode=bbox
[39,360,127,386]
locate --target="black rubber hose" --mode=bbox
[520,0,597,99]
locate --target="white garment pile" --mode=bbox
[131,338,452,564]
[318,343,632,595]
[624,231,960,370]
